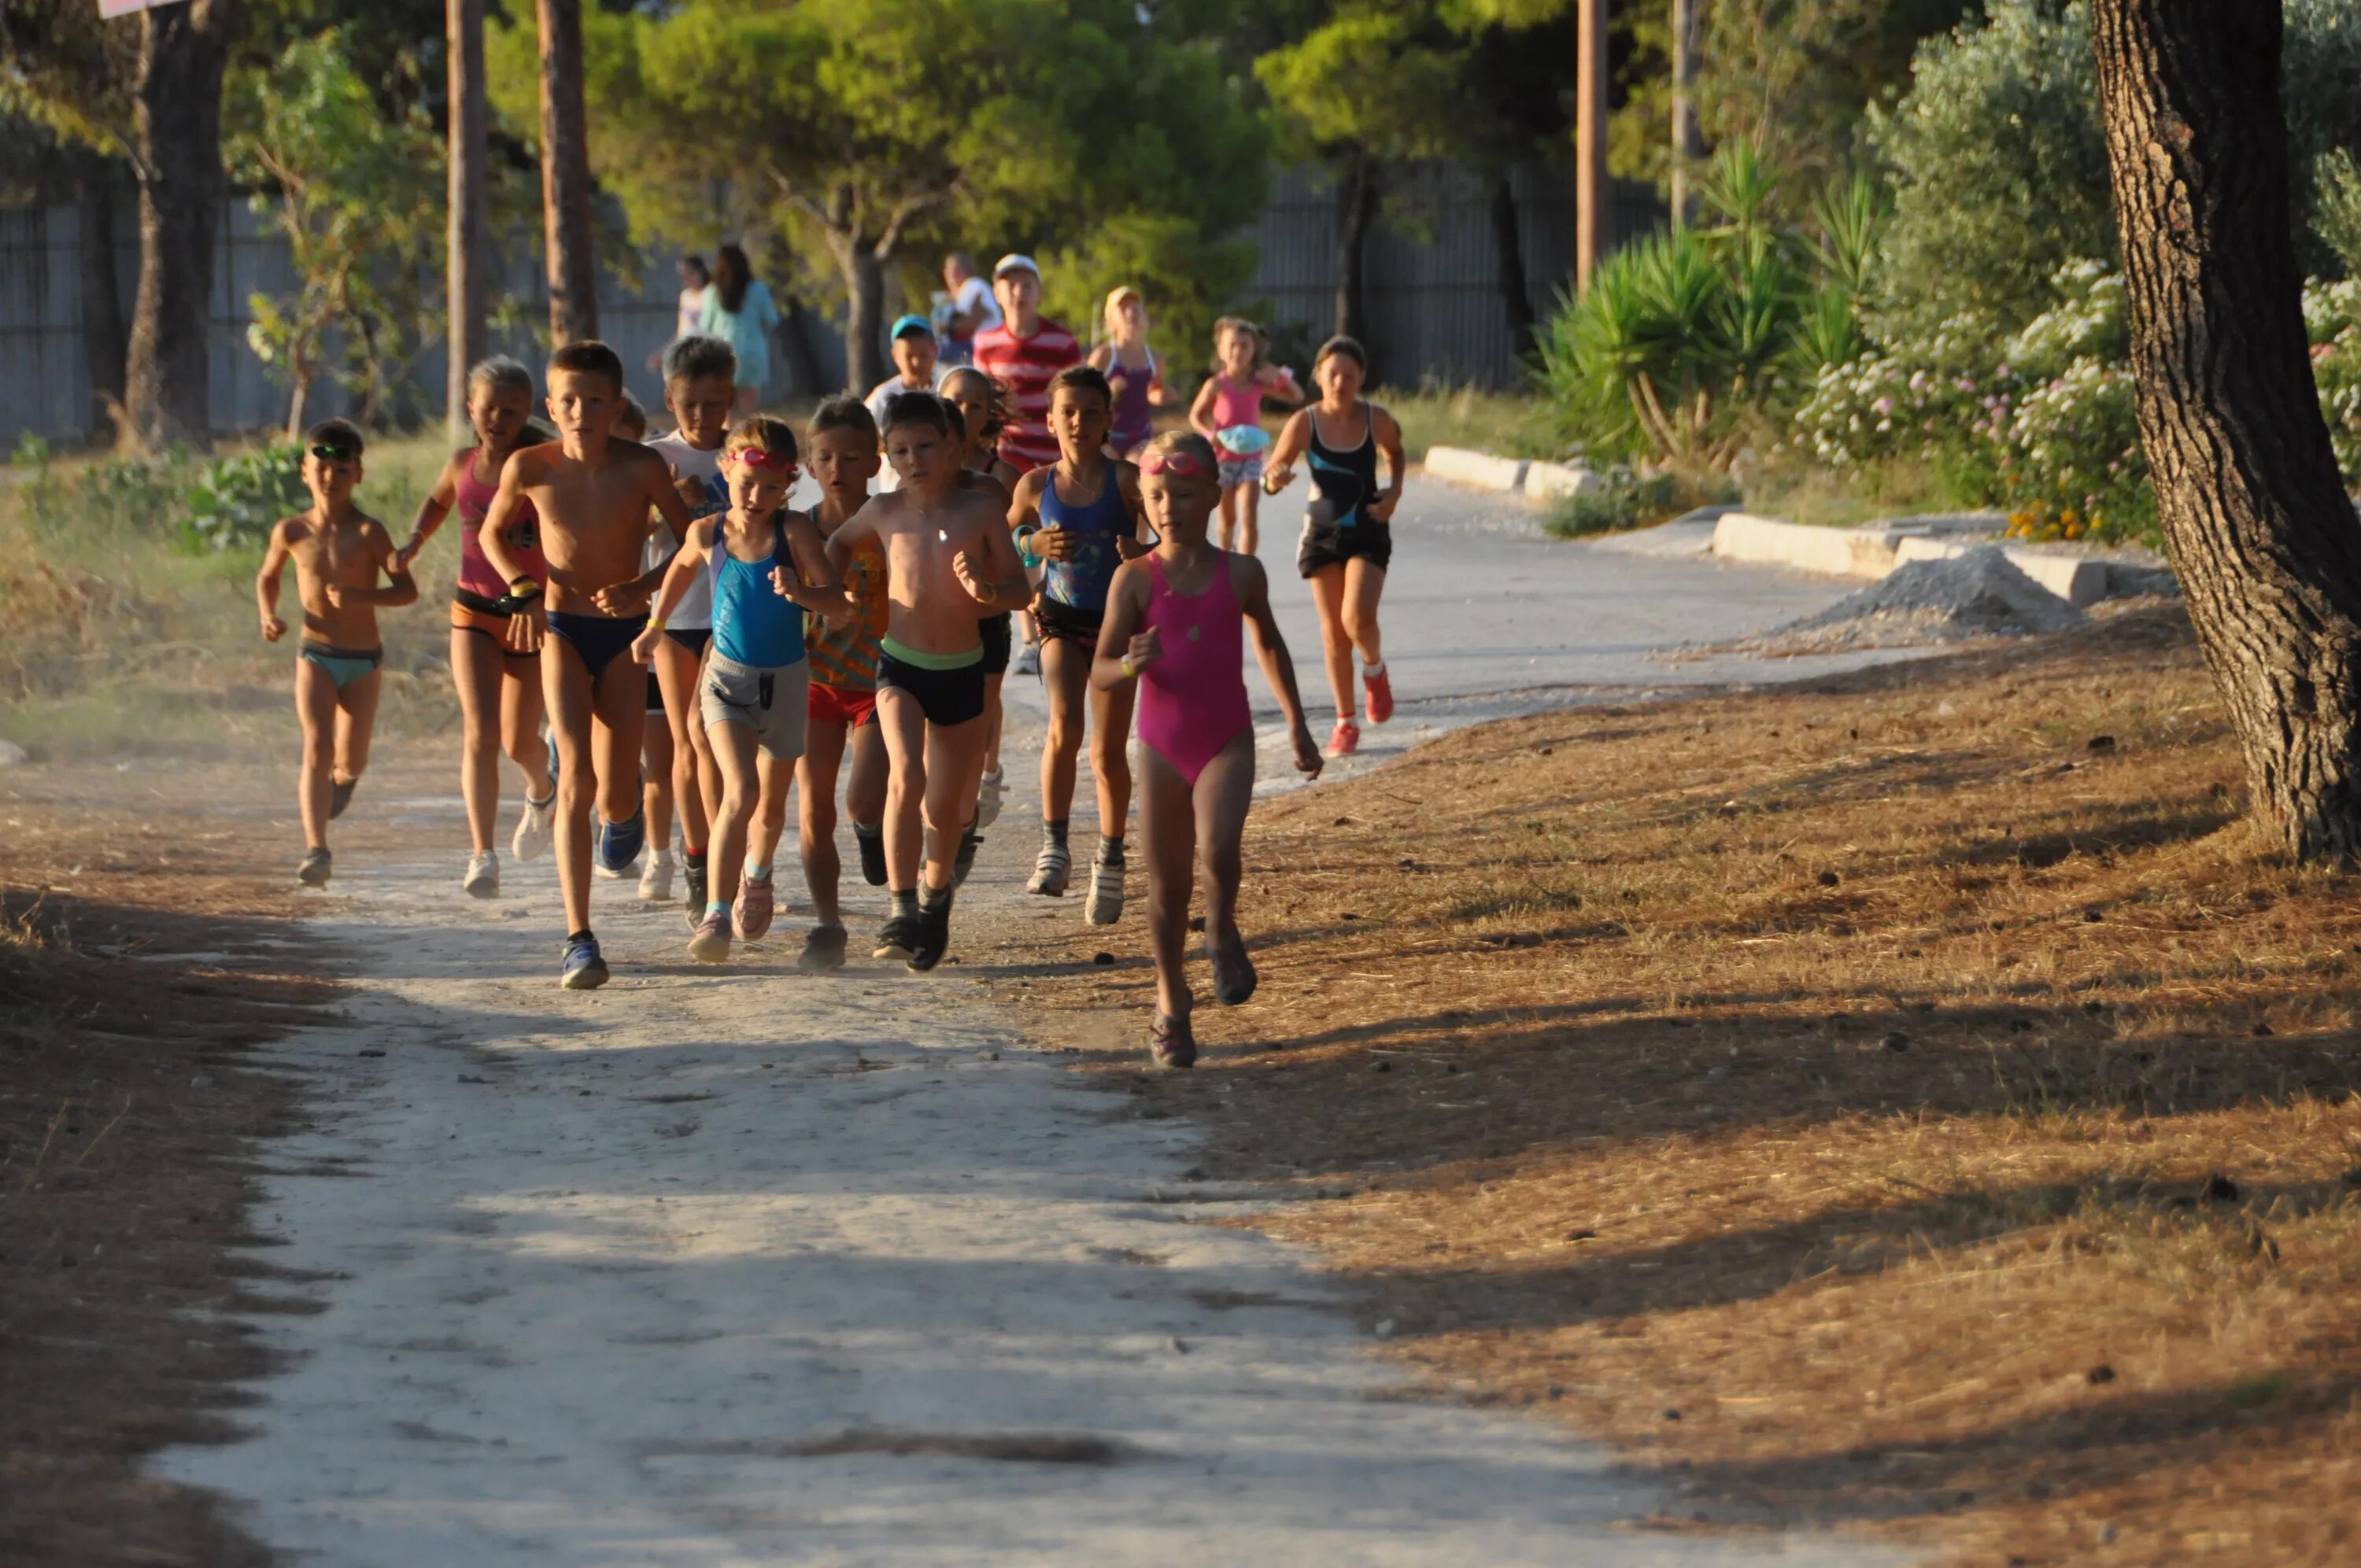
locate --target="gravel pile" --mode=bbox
[1761,546,2089,651]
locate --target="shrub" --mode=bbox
[183,445,307,553]
[1539,467,1728,538]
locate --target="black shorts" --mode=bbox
[878,651,988,728]
[1035,597,1103,651]
[663,626,712,657]
[645,670,665,714]
[979,611,1011,676]
[1298,517,1393,579]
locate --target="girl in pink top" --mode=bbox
[401,357,555,896]
[1092,431,1321,1068]
[1187,316,1302,558]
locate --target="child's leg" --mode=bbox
[641,684,675,856]
[1038,636,1088,824]
[1214,483,1240,552]
[919,717,987,892]
[983,672,1005,776]
[1192,731,1258,950]
[704,717,759,913]
[1136,743,1197,1020]
[877,692,928,891]
[331,668,383,790]
[501,654,548,798]
[796,718,848,924]
[1307,565,1356,719]
[747,752,793,877]
[1342,558,1387,668]
[846,717,888,829]
[452,629,504,854]
[652,638,708,854]
[541,639,600,935]
[589,655,648,841]
[294,658,338,851]
[1237,482,1262,559]
[1087,674,1137,842]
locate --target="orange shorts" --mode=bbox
[450,598,536,653]
[807,682,876,729]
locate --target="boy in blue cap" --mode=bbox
[866,315,944,495]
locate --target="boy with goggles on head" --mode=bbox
[255,419,419,889]
[631,418,842,964]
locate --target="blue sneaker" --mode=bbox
[593,808,646,878]
[560,933,608,991]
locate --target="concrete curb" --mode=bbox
[1522,462,1598,500]
[1424,445,1529,493]
[1892,537,2109,607]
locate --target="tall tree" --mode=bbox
[2092,0,2361,860]
[534,0,595,344]
[447,0,488,435]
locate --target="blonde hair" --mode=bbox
[1141,429,1217,473]
[1103,286,1145,340]
[723,414,798,463]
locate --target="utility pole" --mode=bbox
[1576,0,1607,292]
[446,0,487,437]
[1671,0,1703,225]
[536,0,597,343]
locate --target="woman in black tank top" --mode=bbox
[1261,336,1406,759]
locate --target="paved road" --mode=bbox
[153,479,1908,1566]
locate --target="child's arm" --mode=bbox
[1007,470,1058,561]
[255,519,294,642]
[951,495,1029,613]
[1187,376,1219,437]
[772,510,848,622]
[1262,409,1314,493]
[597,452,696,614]
[399,454,464,568]
[1114,464,1155,559]
[477,452,536,588]
[1236,555,1322,776]
[628,518,714,664]
[1087,344,1113,372]
[1146,350,1173,407]
[326,520,419,608]
[1368,403,1406,522]
[1258,363,1305,408]
[822,505,875,580]
[1089,563,1155,692]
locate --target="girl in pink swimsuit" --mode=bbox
[1186,316,1302,559]
[1092,431,1323,1068]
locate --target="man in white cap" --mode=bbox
[970,254,1081,474]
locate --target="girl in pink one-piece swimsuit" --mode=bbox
[1091,431,1325,1069]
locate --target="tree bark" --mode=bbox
[842,243,885,394]
[1575,0,1607,291]
[75,153,127,450]
[535,0,597,345]
[778,290,827,399]
[2093,0,2361,861]
[124,0,237,453]
[1670,0,1703,225]
[1334,151,1374,352]
[1489,170,1535,364]
[447,0,490,437]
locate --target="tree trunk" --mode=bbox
[1489,170,1535,364]
[778,290,827,399]
[843,243,885,394]
[1575,0,1608,291]
[1334,152,1375,352]
[75,153,127,450]
[447,0,490,437]
[124,0,237,454]
[2092,0,2361,861]
[535,0,597,345]
[1670,0,1703,225]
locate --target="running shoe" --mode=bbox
[1084,851,1125,925]
[637,847,675,903]
[954,829,982,888]
[1210,932,1258,1007]
[1326,719,1361,758]
[1150,1012,1198,1069]
[560,932,608,990]
[1364,665,1395,726]
[464,850,500,899]
[688,907,732,963]
[734,873,775,940]
[1013,640,1041,677]
[297,848,332,887]
[682,856,708,930]
[798,924,848,974]
[593,808,645,879]
[1027,839,1070,897]
[909,894,952,972]
[976,769,1005,829]
[855,825,888,887]
[329,777,357,820]
[874,913,919,961]
[512,788,555,862]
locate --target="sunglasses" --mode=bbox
[310,444,361,463]
[1136,450,1209,478]
[731,449,800,478]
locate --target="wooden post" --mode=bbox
[536,0,597,344]
[1576,0,1608,292]
[1671,0,1702,225]
[446,0,487,438]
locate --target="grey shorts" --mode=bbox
[1217,450,1265,489]
[698,653,810,761]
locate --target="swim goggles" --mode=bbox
[1136,449,1210,478]
[730,449,800,480]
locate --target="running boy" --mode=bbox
[971,255,1081,474]
[1189,316,1302,557]
[1093,431,1322,1068]
[940,367,1022,832]
[1262,335,1403,758]
[637,336,736,916]
[1087,286,1170,459]
[1006,366,1151,922]
[255,420,419,887]
[480,340,697,989]
[793,397,891,972]
[401,358,553,898]
[824,393,1029,971]
[865,315,942,426]
[630,417,840,964]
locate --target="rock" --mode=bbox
[1092,951,1114,965]
[0,739,29,768]
[1817,870,1841,887]
[1188,915,1206,932]
[2087,733,2116,751]
[1373,1318,1396,1339]
[2086,1363,2116,1385]
[2252,1022,2274,1038]
[1373,1061,1392,1073]
[2204,1172,2241,1203]
[359,1048,386,1058]
[1662,1408,1682,1422]
[1881,1032,1910,1053]
[189,1073,213,1088]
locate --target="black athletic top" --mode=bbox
[1306,408,1380,530]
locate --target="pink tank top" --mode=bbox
[453,454,545,598]
[1136,553,1253,785]
[1207,374,1263,433]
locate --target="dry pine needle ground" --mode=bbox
[980,603,2361,1566]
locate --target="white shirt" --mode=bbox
[865,371,948,492]
[951,275,1002,336]
[644,432,727,628]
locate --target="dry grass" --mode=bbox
[977,603,2361,1565]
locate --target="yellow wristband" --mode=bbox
[647,617,667,634]
[1119,655,1138,679]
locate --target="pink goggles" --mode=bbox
[731,448,800,478]
[1136,449,1210,478]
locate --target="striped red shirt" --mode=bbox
[973,318,1083,471]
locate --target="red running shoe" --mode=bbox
[733,872,775,940]
[1363,665,1394,725]
[1326,719,1361,758]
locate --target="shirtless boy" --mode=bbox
[824,393,1028,971]
[480,341,697,989]
[255,419,418,887]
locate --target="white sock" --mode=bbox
[1363,659,1385,678]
